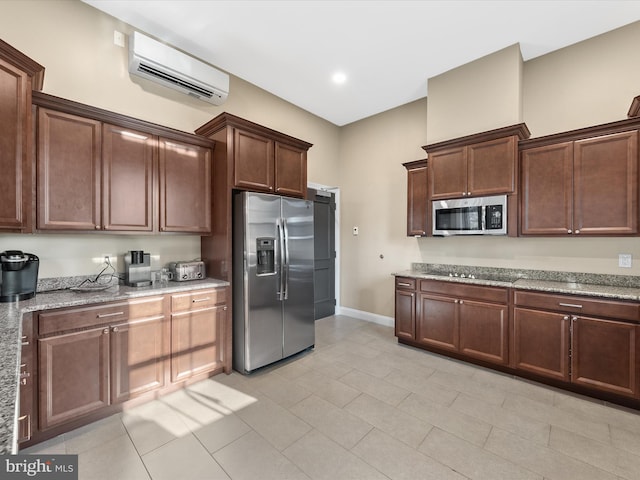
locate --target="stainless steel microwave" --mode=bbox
[432,194,507,236]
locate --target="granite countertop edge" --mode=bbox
[0,278,229,455]
[393,270,640,301]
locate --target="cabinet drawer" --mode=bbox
[127,296,165,320]
[39,302,129,336]
[395,277,416,290]
[420,279,507,304]
[514,290,640,322]
[171,288,226,312]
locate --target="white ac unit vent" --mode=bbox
[128,31,229,105]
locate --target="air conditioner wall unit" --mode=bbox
[128,31,229,105]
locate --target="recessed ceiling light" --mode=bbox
[332,71,347,85]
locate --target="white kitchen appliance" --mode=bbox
[128,31,229,105]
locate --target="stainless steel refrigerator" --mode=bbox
[233,191,315,374]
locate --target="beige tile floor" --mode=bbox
[24,315,640,480]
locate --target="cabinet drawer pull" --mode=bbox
[96,311,125,318]
[559,303,583,309]
[192,298,211,303]
[397,282,412,287]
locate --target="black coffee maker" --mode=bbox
[0,250,39,302]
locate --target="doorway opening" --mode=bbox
[308,185,339,320]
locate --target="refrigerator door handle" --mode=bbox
[283,218,290,300]
[276,220,285,301]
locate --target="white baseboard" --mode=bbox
[335,306,394,328]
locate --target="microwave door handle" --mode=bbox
[481,205,487,231]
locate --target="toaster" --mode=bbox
[168,261,206,281]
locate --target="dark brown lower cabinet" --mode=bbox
[459,300,508,365]
[39,327,110,430]
[571,316,638,398]
[394,277,416,341]
[396,278,640,407]
[25,289,228,448]
[110,315,166,403]
[417,293,459,352]
[36,296,168,432]
[513,290,640,400]
[170,288,227,382]
[513,307,571,381]
[401,279,509,366]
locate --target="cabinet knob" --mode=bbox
[95,225,100,230]
[112,326,119,333]
[103,328,109,335]
[563,315,569,320]
[575,229,580,234]
[462,192,467,196]
[567,229,572,234]
[459,300,464,304]
[467,192,471,196]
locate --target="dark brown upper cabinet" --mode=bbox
[520,125,638,236]
[422,124,530,200]
[33,92,214,234]
[197,112,312,199]
[403,159,428,236]
[0,40,44,233]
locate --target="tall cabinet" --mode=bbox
[0,40,44,232]
[195,113,312,374]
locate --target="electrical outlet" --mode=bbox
[619,253,632,268]
[352,226,359,236]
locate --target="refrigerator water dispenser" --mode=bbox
[256,237,275,275]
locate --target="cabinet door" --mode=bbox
[37,108,101,230]
[111,315,166,404]
[38,327,110,430]
[573,131,638,235]
[233,129,274,192]
[158,138,212,233]
[512,308,570,381]
[571,316,639,398]
[429,147,467,199]
[520,142,573,235]
[275,142,307,198]
[171,305,225,382]
[406,164,428,236]
[467,136,516,196]
[459,300,508,365]
[416,293,458,351]
[395,289,415,340]
[0,58,30,231]
[102,124,155,231]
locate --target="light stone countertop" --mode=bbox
[0,278,229,455]
[394,264,640,301]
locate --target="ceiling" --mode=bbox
[83,0,640,126]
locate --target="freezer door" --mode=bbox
[237,192,284,372]
[282,197,315,357]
